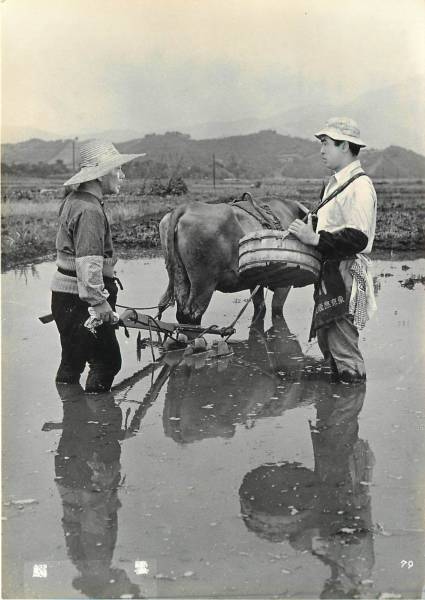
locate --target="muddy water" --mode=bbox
[2,256,425,599]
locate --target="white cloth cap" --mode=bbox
[315,117,366,147]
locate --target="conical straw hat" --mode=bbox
[63,139,145,186]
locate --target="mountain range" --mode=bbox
[2,77,424,155]
[2,130,425,179]
[181,77,425,156]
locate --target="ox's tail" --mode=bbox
[157,205,190,319]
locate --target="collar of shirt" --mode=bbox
[326,159,363,193]
[77,181,105,205]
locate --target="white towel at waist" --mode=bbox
[348,254,377,329]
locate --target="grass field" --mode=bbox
[1,176,424,270]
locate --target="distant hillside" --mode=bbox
[1,126,60,144]
[3,77,423,153]
[2,138,75,165]
[2,131,425,179]
[182,77,425,156]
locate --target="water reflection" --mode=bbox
[8,263,40,281]
[47,317,375,599]
[239,382,375,599]
[162,316,331,443]
[52,384,141,599]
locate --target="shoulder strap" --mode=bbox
[311,172,367,215]
[319,180,326,200]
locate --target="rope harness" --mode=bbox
[231,192,283,230]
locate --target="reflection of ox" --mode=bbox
[162,317,326,444]
[158,198,307,324]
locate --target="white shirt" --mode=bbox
[317,160,377,254]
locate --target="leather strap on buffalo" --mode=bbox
[233,192,283,230]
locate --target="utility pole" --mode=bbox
[72,137,78,172]
[212,153,216,189]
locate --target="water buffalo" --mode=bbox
[157,197,308,324]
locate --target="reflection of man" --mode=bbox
[55,384,141,599]
[239,381,376,599]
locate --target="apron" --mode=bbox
[308,173,367,341]
[309,259,349,340]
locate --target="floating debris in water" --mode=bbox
[399,275,425,289]
[374,522,392,536]
[154,573,177,581]
[4,498,39,507]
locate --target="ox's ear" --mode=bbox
[295,201,309,219]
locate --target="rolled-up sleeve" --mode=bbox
[71,209,110,306]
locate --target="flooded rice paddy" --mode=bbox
[2,255,425,599]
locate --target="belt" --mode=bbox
[57,266,77,277]
[57,267,123,289]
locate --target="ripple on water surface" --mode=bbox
[2,256,424,598]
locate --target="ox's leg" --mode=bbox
[184,282,216,326]
[271,286,291,317]
[252,286,266,318]
[250,286,266,331]
[174,278,213,325]
[176,293,192,325]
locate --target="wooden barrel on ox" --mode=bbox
[238,230,322,288]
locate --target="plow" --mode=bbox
[40,285,261,361]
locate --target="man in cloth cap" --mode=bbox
[51,140,145,393]
[288,118,377,383]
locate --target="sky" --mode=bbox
[2,0,425,138]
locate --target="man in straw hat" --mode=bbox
[50,139,145,393]
[288,117,377,383]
